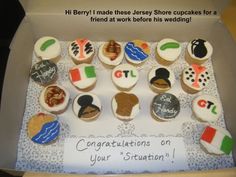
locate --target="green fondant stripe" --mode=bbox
[160,42,180,51]
[220,135,234,155]
[85,66,96,78]
[40,39,56,51]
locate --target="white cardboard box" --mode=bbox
[0,0,236,176]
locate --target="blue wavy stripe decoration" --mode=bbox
[32,120,60,144]
[125,42,148,61]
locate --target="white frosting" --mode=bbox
[187,39,213,60]
[112,92,140,120]
[148,66,175,90]
[125,40,150,64]
[182,64,210,91]
[193,95,222,122]
[98,42,124,66]
[157,38,181,61]
[68,39,94,61]
[39,84,70,113]
[112,64,139,89]
[73,93,101,120]
[200,126,232,155]
[34,36,61,60]
[69,64,97,90]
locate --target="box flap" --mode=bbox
[20,0,229,16]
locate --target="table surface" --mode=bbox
[17,1,236,177]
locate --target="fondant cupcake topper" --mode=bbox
[77,95,100,118]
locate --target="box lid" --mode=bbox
[20,0,229,16]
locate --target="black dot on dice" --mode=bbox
[189,75,193,78]
[201,74,204,78]
[191,71,194,74]
[185,71,189,74]
[203,83,206,86]
[189,68,192,71]
[186,77,190,80]
[204,79,207,82]
[207,76,210,80]
[199,79,202,82]
[191,79,195,82]
[206,72,209,75]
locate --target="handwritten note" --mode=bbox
[63,136,189,174]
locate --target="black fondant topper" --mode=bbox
[150,68,171,88]
[191,39,207,58]
[77,95,100,118]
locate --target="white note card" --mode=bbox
[63,136,189,174]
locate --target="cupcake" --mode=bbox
[200,125,234,155]
[112,64,139,91]
[156,38,181,65]
[151,93,180,121]
[69,63,97,91]
[125,40,150,65]
[34,36,61,63]
[30,60,58,86]
[148,66,175,93]
[27,113,60,144]
[186,38,213,65]
[181,64,210,94]
[39,84,70,114]
[98,40,124,68]
[73,93,102,121]
[192,95,222,122]
[112,92,140,121]
[68,38,95,64]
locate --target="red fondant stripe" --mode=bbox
[201,126,216,143]
[70,69,81,82]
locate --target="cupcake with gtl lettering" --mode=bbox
[112,64,139,91]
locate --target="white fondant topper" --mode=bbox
[148,66,175,91]
[182,64,210,91]
[98,41,124,66]
[69,39,94,62]
[34,36,61,60]
[192,95,222,122]
[157,38,181,62]
[69,64,97,90]
[39,84,70,113]
[112,64,139,89]
[187,39,213,60]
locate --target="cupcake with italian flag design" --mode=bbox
[69,63,97,91]
[200,125,234,155]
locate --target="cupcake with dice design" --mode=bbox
[27,113,60,144]
[186,38,213,65]
[156,38,181,65]
[34,36,61,63]
[69,38,95,64]
[69,63,97,91]
[125,40,150,66]
[181,64,210,94]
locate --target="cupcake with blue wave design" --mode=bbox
[27,113,60,145]
[125,40,150,65]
